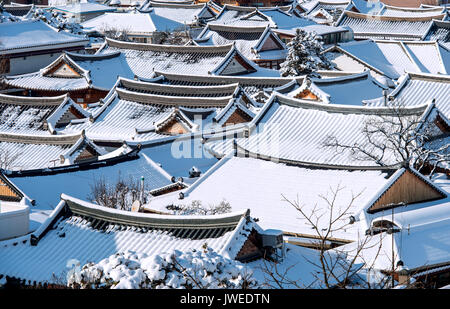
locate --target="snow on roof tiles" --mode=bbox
[0,20,88,54]
[233,93,432,168]
[99,38,235,78]
[0,195,252,283]
[146,155,394,240]
[365,73,450,119]
[424,20,450,50]
[337,10,442,41]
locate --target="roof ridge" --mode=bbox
[105,38,233,53]
[0,132,83,145]
[0,93,68,106]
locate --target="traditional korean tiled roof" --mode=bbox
[274,71,388,106]
[145,154,396,240]
[327,39,449,79]
[0,194,254,283]
[305,0,352,23]
[336,10,445,41]
[195,24,287,61]
[98,38,261,78]
[339,174,450,272]
[0,132,109,172]
[377,4,446,17]
[139,2,216,25]
[0,93,88,135]
[3,4,34,16]
[229,93,442,168]
[364,72,450,119]
[3,51,135,92]
[424,20,450,49]
[151,71,299,95]
[0,20,89,55]
[53,3,117,14]
[63,79,257,142]
[209,4,316,29]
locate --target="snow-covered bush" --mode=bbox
[166,200,232,215]
[280,28,332,77]
[67,247,260,289]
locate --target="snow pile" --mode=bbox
[67,247,260,289]
[0,5,20,23]
[280,28,332,77]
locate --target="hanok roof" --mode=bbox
[81,10,183,35]
[336,10,445,41]
[327,39,450,79]
[340,174,450,273]
[230,93,443,168]
[3,51,135,92]
[97,38,265,78]
[0,93,89,135]
[0,132,110,172]
[145,154,396,240]
[53,3,117,14]
[274,71,388,105]
[3,4,34,16]
[378,4,446,17]
[140,2,216,25]
[151,71,298,95]
[363,72,450,119]
[209,4,316,29]
[424,20,450,49]
[0,20,89,55]
[195,24,287,61]
[0,194,254,283]
[63,78,257,141]
[305,0,352,24]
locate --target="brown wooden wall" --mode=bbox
[369,170,444,213]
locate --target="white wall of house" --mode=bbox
[8,52,63,76]
[0,202,29,241]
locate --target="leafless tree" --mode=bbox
[88,173,145,211]
[152,30,191,45]
[101,26,131,42]
[0,149,19,170]
[322,103,449,176]
[258,185,392,289]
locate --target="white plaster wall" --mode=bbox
[9,52,63,75]
[0,203,29,241]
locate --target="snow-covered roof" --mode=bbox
[378,4,446,18]
[97,38,272,78]
[209,4,316,30]
[81,10,183,34]
[3,51,135,92]
[140,2,216,25]
[340,174,450,273]
[364,72,450,120]
[0,93,88,135]
[151,71,298,95]
[3,4,34,17]
[62,78,258,142]
[274,23,349,37]
[275,70,387,105]
[145,154,396,240]
[53,3,117,14]
[336,10,444,41]
[0,132,111,172]
[424,20,450,50]
[226,93,440,168]
[195,24,287,61]
[0,194,254,283]
[328,39,449,79]
[0,20,88,55]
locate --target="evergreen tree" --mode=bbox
[280,28,331,77]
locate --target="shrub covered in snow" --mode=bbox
[67,247,259,289]
[280,28,332,77]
